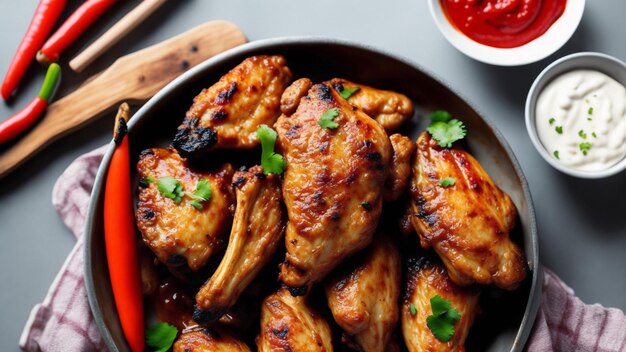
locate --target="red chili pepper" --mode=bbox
[0,63,61,144]
[37,0,117,64]
[1,0,67,101]
[103,103,144,352]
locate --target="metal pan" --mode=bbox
[84,37,541,351]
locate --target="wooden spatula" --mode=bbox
[0,20,246,178]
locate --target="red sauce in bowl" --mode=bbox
[440,0,567,48]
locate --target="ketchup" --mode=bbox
[440,0,567,48]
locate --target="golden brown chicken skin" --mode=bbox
[256,288,333,352]
[384,133,416,201]
[402,257,480,352]
[326,78,414,132]
[174,55,292,158]
[173,328,251,352]
[194,166,285,323]
[325,235,402,352]
[275,81,392,292]
[409,132,527,290]
[135,148,234,271]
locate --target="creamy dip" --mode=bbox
[536,69,626,172]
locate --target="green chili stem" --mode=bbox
[38,63,61,101]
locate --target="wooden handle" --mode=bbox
[69,0,168,73]
[0,20,246,178]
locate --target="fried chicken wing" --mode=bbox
[326,78,414,132]
[275,81,392,292]
[256,288,333,352]
[325,235,401,352]
[402,257,479,352]
[174,55,292,158]
[174,328,251,352]
[409,132,527,289]
[384,133,416,201]
[194,166,285,323]
[136,148,234,271]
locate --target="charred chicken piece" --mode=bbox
[326,78,414,132]
[136,148,234,271]
[384,133,416,201]
[275,81,392,292]
[174,327,251,352]
[402,257,479,352]
[409,132,527,289]
[325,235,402,352]
[280,78,312,116]
[174,55,292,158]
[194,166,285,323]
[256,288,333,352]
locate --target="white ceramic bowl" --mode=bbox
[525,52,626,178]
[428,0,585,66]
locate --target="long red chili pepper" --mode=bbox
[37,0,117,64]
[103,103,144,352]
[0,63,61,145]
[1,0,67,101]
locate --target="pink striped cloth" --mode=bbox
[19,147,626,352]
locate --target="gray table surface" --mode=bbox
[1,1,625,351]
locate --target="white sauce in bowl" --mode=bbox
[535,70,626,171]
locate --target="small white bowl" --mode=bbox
[525,52,626,178]
[428,0,585,66]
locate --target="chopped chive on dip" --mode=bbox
[555,126,563,134]
[549,117,555,125]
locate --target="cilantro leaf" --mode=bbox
[578,130,587,139]
[430,110,452,123]
[318,108,340,129]
[146,322,177,352]
[426,295,461,343]
[188,178,212,210]
[549,117,555,125]
[157,177,184,204]
[553,150,560,160]
[257,124,286,175]
[427,112,467,148]
[438,177,456,187]
[339,86,360,100]
[409,303,417,316]
[555,126,563,134]
[430,295,452,315]
[427,314,456,342]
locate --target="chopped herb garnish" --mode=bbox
[146,322,178,352]
[145,175,155,184]
[426,110,467,148]
[588,107,594,115]
[555,126,563,134]
[438,177,456,187]
[426,295,461,342]
[188,178,212,210]
[587,118,593,121]
[410,303,417,316]
[592,132,597,138]
[578,130,587,139]
[339,86,360,100]
[257,124,286,175]
[579,142,592,156]
[157,177,184,204]
[549,117,555,125]
[318,107,340,129]
[553,150,560,160]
